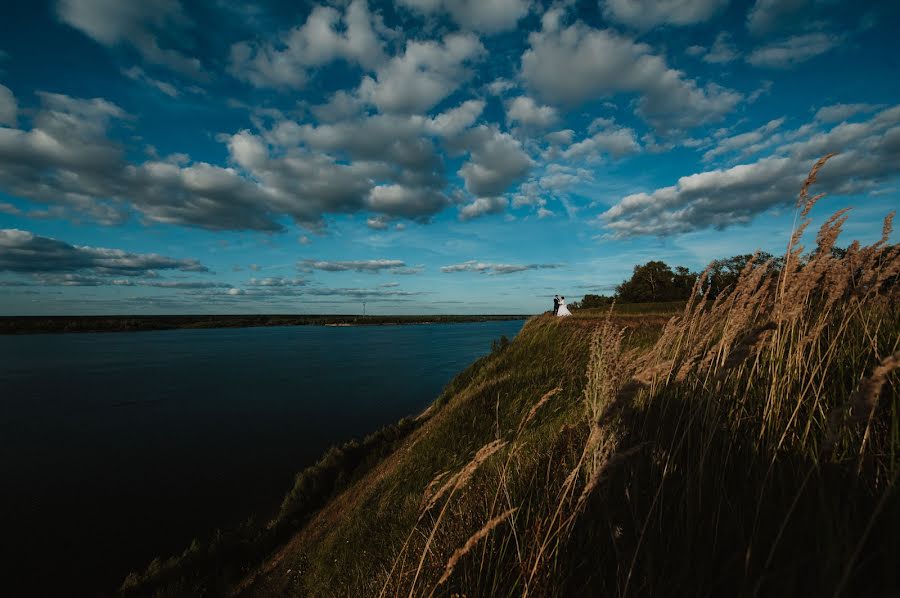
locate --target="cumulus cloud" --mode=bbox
[397,0,531,33]
[506,96,558,129]
[521,15,742,131]
[56,0,204,78]
[815,103,882,123]
[458,196,508,221]
[0,92,294,230]
[229,0,385,89]
[600,0,727,29]
[273,113,443,176]
[562,123,641,160]
[746,0,807,35]
[0,83,16,126]
[747,33,842,69]
[359,32,485,114]
[425,99,485,137]
[0,89,467,232]
[366,184,450,218]
[458,126,534,198]
[539,164,594,190]
[440,260,562,274]
[298,259,419,274]
[545,129,575,146]
[237,112,454,224]
[702,117,785,161]
[600,105,900,237]
[0,229,207,278]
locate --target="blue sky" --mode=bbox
[0,0,898,315]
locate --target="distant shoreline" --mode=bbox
[0,314,531,335]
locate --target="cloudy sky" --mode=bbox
[0,0,898,315]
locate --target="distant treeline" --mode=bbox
[0,314,528,335]
[574,247,884,309]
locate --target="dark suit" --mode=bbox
[553,297,559,315]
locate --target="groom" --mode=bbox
[553,295,560,315]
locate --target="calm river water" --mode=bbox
[0,320,524,596]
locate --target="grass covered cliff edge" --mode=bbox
[123,178,899,597]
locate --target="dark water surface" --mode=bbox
[0,320,524,596]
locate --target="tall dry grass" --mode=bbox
[369,156,898,598]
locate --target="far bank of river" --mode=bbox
[0,314,530,335]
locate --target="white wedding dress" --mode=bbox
[557,301,572,317]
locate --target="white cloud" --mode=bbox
[601,0,727,29]
[366,215,391,230]
[506,96,558,129]
[458,196,508,220]
[440,260,561,274]
[815,103,882,123]
[311,91,365,123]
[425,99,485,137]
[746,0,807,35]
[365,184,450,218]
[458,126,534,197]
[562,123,641,160]
[0,228,207,275]
[0,90,460,232]
[298,259,417,273]
[230,0,386,89]
[0,83,16,126]
[545,129,574,146]
[277,113,442,174]
[359,33,485,114]
[601,105,900,237]
[247,277,306,287]
[747,32,842,69]
[702,117,785,161]
[397,0,531,33]
[487,78,515,96]
[56,0,204,78]
[521,17,742,131]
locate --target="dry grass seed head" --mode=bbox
[423,440,507,512]
[434,508,518,587]
[798,153,838,218]
[849,351,900,424]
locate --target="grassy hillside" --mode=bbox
[233,210,898,595]
[123,171,898,597]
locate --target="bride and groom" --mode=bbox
[553,295,572,317]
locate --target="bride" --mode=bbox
[557,296,572,317]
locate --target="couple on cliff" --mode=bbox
[552,295,572,317]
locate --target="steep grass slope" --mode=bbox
[235,191,898,595]
[236,314,667,597]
